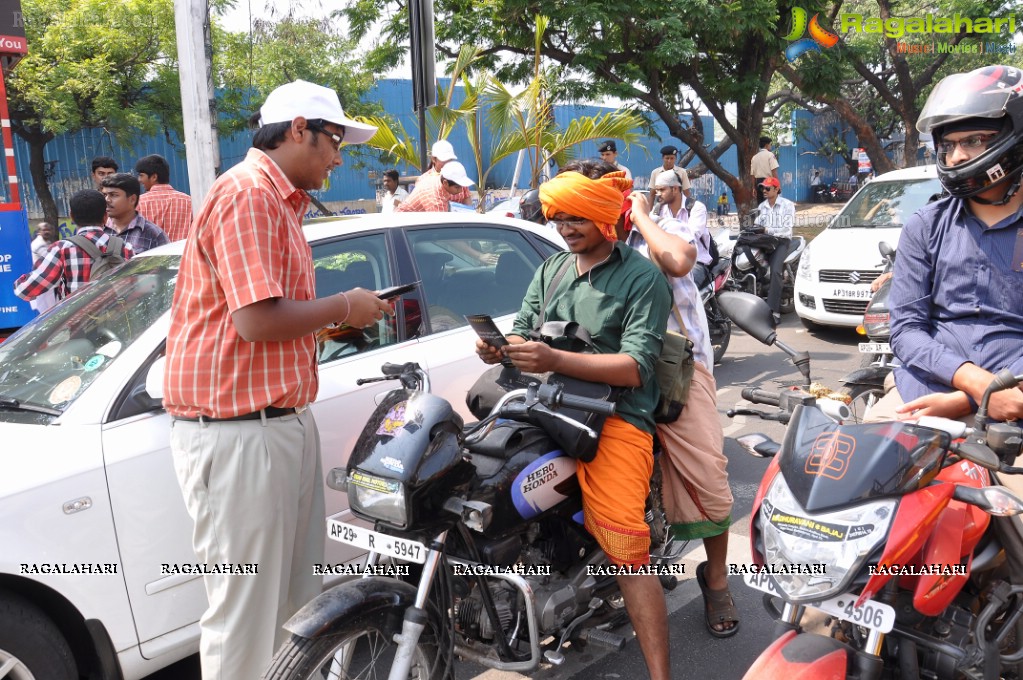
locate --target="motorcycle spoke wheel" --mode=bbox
[841,385,886,424]
[265,624,440,680]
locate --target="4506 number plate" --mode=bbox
[743,572,894,633]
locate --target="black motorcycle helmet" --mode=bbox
[518,188,543,224]
[916,65,1023,205]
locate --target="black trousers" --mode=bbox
[765,238,790,314]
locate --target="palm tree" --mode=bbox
[357,15,643,211]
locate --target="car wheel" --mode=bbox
[0,592,77,680]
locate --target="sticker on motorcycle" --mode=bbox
[769,510,848,541]
[805,431,856,480]
[349,471,400,495]
[511,451,578,519]
[376,401,410,437]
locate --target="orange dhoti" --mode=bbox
[576,415,654,566]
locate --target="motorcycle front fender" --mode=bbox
[742,631,850,679]
[841,365,890,389]
[282,575,419,640]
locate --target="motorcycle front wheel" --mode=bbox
[841,383,886,423]
[263,613,444,680]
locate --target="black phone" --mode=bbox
[376,281,419,300]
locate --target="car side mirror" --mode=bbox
[145,356,166,401]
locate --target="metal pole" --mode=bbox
[174,0,219,210]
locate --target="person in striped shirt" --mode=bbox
[135,154,193,241]
[162,80,391,680]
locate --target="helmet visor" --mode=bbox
[917,70,1015,134]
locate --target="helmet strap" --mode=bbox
[970,171,1022,206]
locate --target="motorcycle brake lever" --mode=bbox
[355,375,398,385]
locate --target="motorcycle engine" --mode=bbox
[893,591,974,679]
[455,584,517,641]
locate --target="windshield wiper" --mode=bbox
[0,396,63,417]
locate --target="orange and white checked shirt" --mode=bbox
[137,183,194,242]
[163,148,316,418]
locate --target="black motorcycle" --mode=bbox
[840,241,897,422]
[264,362,682,680]
[729,211,806,316]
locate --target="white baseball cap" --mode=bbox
[440,161,475,187]
[655,170,682,188]
[431,139,458,162]
[258,80,378,145]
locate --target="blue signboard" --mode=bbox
[0,207,38,330]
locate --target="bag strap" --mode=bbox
[538,255,575,328]
[68,233,104,261]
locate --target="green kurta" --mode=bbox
[510,243,671,433]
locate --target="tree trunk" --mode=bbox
[19,128,57,227]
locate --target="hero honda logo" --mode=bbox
[782,7,841,62]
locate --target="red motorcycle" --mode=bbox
[718,292,1023,680]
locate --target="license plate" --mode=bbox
[831,288,872,299]
[858,342,891,354]
[327,519,427,564]
[743,572,895,633]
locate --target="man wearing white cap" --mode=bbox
[653,170,712,270]
[398,160,476,212]
[409,138,473,206]
[163,79,393,680]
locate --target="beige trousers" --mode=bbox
[170,410,325,680]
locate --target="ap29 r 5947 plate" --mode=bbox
[327,519,427,564]
[743,571,895,633]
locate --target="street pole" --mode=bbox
[174,0,219,211]
[408,0,436,171]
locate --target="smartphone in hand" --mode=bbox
[376,281,419,300]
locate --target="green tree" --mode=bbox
[776,0,1019,174]
[345,0,794,212]
[359,20,643,211]
[9,0,182,225]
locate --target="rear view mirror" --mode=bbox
[717,292,777,346]
[736,433,780,458]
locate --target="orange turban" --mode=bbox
[539,171,633,240]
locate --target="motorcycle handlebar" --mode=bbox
[559,392,617,417]
[741,387,781,407]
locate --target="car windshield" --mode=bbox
[831,178,944,229]
[0,256,178,421]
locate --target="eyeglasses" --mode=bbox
[307,122,345,152]
[936,133,997,157]
[551,217,590,229]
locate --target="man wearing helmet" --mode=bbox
[866,65,1023,423]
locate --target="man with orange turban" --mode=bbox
[475,169,673,680]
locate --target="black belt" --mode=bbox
[174,406,300,422]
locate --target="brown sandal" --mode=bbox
[696,561,740,638]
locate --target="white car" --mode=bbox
[0,213,564,680]
[794,165,944,329]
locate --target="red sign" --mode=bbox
[0,0,25,55]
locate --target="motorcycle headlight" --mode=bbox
[758,475,895,602]
[347,470,408,528]
[797,245,812,280]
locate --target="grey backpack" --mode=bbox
[69,234,127,281]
